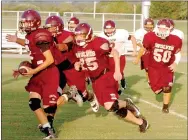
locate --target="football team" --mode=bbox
[6,9,183,139]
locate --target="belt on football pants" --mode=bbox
[90,68,109,82]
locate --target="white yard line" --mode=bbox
[126,94,187,121]
[179,72,187,75]
[139,98,187,120]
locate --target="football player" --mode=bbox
[133,18,155,84]
[72,23,149,133]
[142,18,182,113]
[98,20,137,94]
[68,16,80,32]
[44,15,99,112]
[6,10,82,139]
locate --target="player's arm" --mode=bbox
[55,35,73,51]
[168,38,182,72]
[133,44,146,65]
[6,31,25,46]
[24,42,54,76]
[129,35,137,56]
[103,42,122,81]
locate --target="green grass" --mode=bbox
[2,57,187,140]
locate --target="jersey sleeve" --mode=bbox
[142,32,152,50]
[175,37,182,54]
[123,30,129,40]
[99,38,111,54]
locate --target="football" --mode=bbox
[18,61,32,75]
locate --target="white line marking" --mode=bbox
[179,72,187,75]
[139,98,187,120]
[125,94,187,120]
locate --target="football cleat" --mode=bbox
[88,94,99,112]
[120,78,127,90]
[38,124,55,134]
[139,118,149,133]
[42,127,56,139]
[68,86,83,107]
[124,98,141,118]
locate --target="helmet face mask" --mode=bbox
[74,23,93,47]
[19,10,41,34]
[155,19,171,39]
[68,22,77,32]
[44,15,64,36]
[74,34,87,46]
[104,28,116,37]
[45,26,58,37]
[103,20,116,37]
[144,18,154,32]
[68,17,79,32]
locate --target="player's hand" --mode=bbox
[74,62,82,71]
[168,62,177,72]
[22,67,36,76]
[132,51,137,57]
[113,71,122,81]
[6,31,18,42]
[12,69,20,79]
[132,58,139,65]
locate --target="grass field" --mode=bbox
[2,57,187,140]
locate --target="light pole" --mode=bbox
[93,1,97,19]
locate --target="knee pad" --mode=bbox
[116,107,128,118]
[108,100,128,118]
[108,100,119,112]
[44,105,57,114]
[163,86,172,93]
[29,98,41,111]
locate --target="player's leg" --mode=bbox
[93,72,149,132]
[120,55,127,90]
[162,86,172,113]
[57,85,83,107]
[29,92,56,139]
[104,100,149,133]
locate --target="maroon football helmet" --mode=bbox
[103,20,116,37]
[19,9,41,33]
[167,18,175,32]
[74,23,93,46]
[144,18,154,32]
[155,18,171,39]
[68,17,80,32]
[44,15,64,35]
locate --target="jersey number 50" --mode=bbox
[153,48,172,63]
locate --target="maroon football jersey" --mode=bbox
[143,32,182,68]
[25,28,55,68]
[56,30,73,43]
[56,30,74,62]
[73,37,110,78]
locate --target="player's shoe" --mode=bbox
[118,89,122,95]
[88,93,99,112]
[124,98,141,118]
[43,127,56,139]
[162,107,169,113]
[38,124,55,134]
[121,78,127,90]
[139,118,149,133]
[68,85,83,107]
